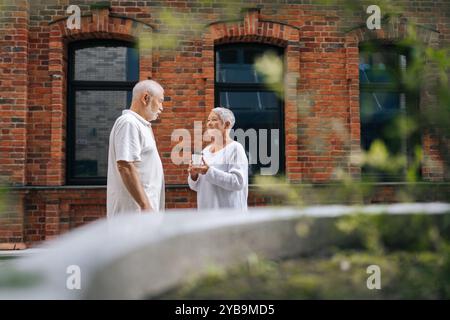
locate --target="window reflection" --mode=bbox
[215,44,284,177]
[359,44,419,181]
[68,41,139,184]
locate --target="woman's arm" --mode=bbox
[204,166,246,191]
[188,174,200,191]
[202,144,248,192]
[187,160,200,191]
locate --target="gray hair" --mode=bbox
[212,107,235,128]
[132,80,163,101]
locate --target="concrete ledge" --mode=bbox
[0,243,27,251]
[0,248,46,258]
[0,203,449,299]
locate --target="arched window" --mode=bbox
[67,40,139,185]
[215,43,285,177]
[359,42,420,181]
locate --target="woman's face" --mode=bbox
[206,111,227,141]
[207,111,224,130]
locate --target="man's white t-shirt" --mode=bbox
[188,141,248,210]
[107,110,165,217]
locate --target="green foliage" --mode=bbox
[253,1,450,205]
[254,51,284,98]
[359,140,406,173]
[158,250,450,299]
[0,264,43,288]
[336,213,449,253]
[158,213,450,300]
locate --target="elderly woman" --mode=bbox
[188,107,249,210]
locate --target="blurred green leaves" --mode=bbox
[254,51,284,98]
[160,212,450,299]
[0,264,43,288]
[253,1,449,204]
[355,140,406,173]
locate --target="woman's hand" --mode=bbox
[197,156,209,175]
[188,160,199,181]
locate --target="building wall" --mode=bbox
[0,0,449,247]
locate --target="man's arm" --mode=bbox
[117,160,152,212]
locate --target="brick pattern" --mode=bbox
[0,0,449,247]
[0,0,29,186]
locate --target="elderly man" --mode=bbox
[107,80,165,217]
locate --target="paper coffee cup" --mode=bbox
[192,153,202,166]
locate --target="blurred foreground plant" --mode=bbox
[254,2,449,205]
[159,212,450,299]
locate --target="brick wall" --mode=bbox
[0,0,449,247]
[0,0,29,186]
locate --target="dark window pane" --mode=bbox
[360,91,405,152]
[218,90,282,176]
[359,51,405,84]
[126,47,139,81]
[231,126,281,177]
[215,44,284,176]
[68,41,139,184]
[360,91,404,122]
[74,90,130,177]
[218,49,238,64]
[74,46,139,81]
[232,109,281,130]
[359,45,419,181]
[216,46,282,84]
[243,48,264,64]
[360,90,408,180]
[219,91,279,110]
[216,61,262,83]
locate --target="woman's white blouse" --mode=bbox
[188,141,248,211]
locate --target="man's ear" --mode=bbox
[144,94,150,104]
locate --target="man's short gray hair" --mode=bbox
[132,80,164,101]
[212,107,235,128]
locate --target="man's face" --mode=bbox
[143,90,164,121]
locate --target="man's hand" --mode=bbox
[140,202,153,213]
[117,160,153,213]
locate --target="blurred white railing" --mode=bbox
[0,202,449,299]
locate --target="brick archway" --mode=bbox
[202,9,302,181]
[47,7,153,186]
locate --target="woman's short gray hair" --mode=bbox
[212,107,235,128]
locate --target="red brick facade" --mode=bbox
[0,0,449,248]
